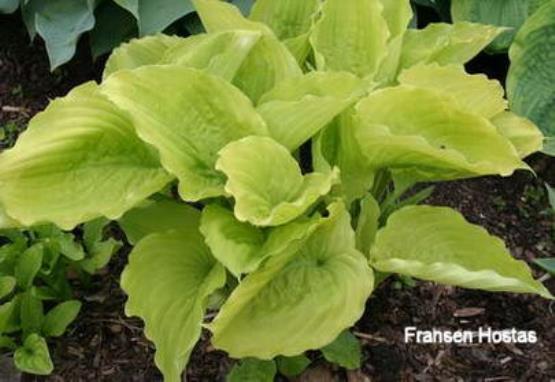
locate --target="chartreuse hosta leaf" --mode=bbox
[161,30,262,82]
[101,66,268,202]
[209,202,374,359]
[312,111,378,204]
[193,0,272,34]
[491,112,544,158]
[311,0,389,79]
[200,204,265,277]
[216,137,339,226]
[103,34,183,79]
[354,86,526,183]
[193,0,302,102]
[249,0,319,40]
[0,82,171,229]
[507,0,555,137]
[370,206,553,299]
[119,197,201,245]
[375,0,413,83]
[201,204,339,277]
[121,229,226,382]
[400,22,504,69]
[0,205,20,229]
[397,63,543,157]
[230,35,302,103]
[257,72,365,151]
[356,194,381,256]
[380,0,412,41]
[398,63,507,119]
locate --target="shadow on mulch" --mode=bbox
[1,10,554,382]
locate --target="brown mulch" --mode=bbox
[1,11,554,382]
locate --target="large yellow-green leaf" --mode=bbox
[192,0,271,34]
[209,203,374,358]
[370,206,553,298]
[400,22,504,69]
[355,194,381,256]
[257,72,365,151]
[354,86,525,183]
[0,82,171,229]
[203,211,327,279]
[161,30,262,82]
[103,34,183,80]
[259,72,367,103]
[233,36,302,103]
[216,137,339,226]
[283,33,312,66]
[100,66,268,202]
[0,205,20,229]
[398,63,507,118]
[192,0,302,102]
[380,0,412,38]
[507,0,555,137]
[312,110,377,204]
[119,198,201,245]
[200,204,266,277]
[249,0,319,40]
[121,229,226,382]
[450,0,547,53]
[311,0,389,79]
[491,112,543,158]
[375,0,413,83]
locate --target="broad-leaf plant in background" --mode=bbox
[0,0,552,380]
[0,0,253,70]
[420,0,555,154]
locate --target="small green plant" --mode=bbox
[0,122,21,149]
[0,0,552,380]
[226,331,360,381]
[0,220,120,374]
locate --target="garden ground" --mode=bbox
[1,12,554,382]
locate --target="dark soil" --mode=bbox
[1,11,554,382]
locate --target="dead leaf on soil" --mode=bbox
[453,307,485,318]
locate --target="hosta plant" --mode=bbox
[0,0,552,380]
[0,218,120,374]
[506,0,555,154]
[450,0,551,52]
[0,0,253,69]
